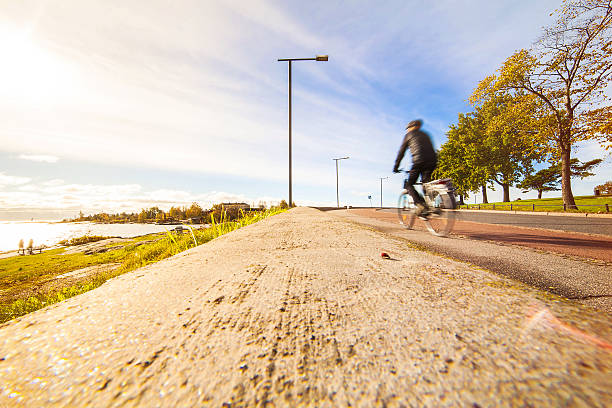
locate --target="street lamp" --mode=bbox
[277,55,329,207]
[379,177,389,209]
[332,156,349,208]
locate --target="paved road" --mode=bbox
[1,208,611,407]
[379,208,612,236]
[334,209,612,314]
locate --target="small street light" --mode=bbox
[277,55,329,207]
[379,177,389,209]
[332,156,349,208]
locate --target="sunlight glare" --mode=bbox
[0,26,81,106]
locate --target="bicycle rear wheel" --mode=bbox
[397,192,416,229]
[424,191,456,237]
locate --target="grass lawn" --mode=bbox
[459,195,612,213]
[0,208,285,323]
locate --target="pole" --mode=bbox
[278,55,328,207]
[335,159,339,207]
[379,177,388,209]
[288,60,292,207]
[332,157,349,208]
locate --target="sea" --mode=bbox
[0,221,180,253]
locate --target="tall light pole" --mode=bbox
[277,55,328,207]
[379,177,389,209]
[332,156,349,208]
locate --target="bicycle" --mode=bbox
[397,173,457,237]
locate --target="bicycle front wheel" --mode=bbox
[397,192,416,229]
[424,191,456,237]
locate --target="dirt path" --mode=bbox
[0,208,611,407]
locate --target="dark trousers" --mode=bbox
[404,161,436,205]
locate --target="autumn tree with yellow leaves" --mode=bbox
[471,0,611,208]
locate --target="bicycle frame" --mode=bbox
[398,174,457,236]
[423,179,456,202]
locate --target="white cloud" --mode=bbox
[18,154,59,163]
[42,179,65,186]
[2,0,599,209]
[0,0,558,178]
[0,179,293,214]
[0,172,31,186]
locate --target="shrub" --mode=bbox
[59,235,112,246]
[594,181,612,195]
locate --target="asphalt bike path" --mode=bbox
[453,210,612,237]
[377,208,612,262]
[0,208,610,406]
[333,209,612,314]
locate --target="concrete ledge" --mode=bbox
[0,207,610,406]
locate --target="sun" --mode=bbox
[0,26,79,105]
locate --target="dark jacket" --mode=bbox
[393,128,437,170]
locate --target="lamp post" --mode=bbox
[332,156,349,208]
[379,177,388,209]
[277,55,329,207]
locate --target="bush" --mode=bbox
[594,181,612,195]
[59,235,112,246]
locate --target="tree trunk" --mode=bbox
[537,189,542,199]
[502,184,510,202]
[481,186,488,204]
[458,194,465,205]
[560,147,577,209]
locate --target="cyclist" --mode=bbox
[392,119,437,217]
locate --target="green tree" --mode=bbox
[472,90,547,202]
[278,200,289,209]
[474,1,612,208]
[168,206,183,220]
[594,180,612,194]
[518,167,561,199]
[146,207,162,220]
[137,209,147,223]
[566,158,603,179]
[436,113,489,202]
[440,88,546,203]
[185,202,204,219]
[519,158,602,198]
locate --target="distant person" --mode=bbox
[393,119,437,216]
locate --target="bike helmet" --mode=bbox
[406,119,422,130]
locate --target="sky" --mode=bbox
[0,0,610,220]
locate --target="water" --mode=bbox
[0,221,180,253]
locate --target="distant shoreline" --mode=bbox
[0,222,187,254]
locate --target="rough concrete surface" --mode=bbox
[0,208,611,407]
